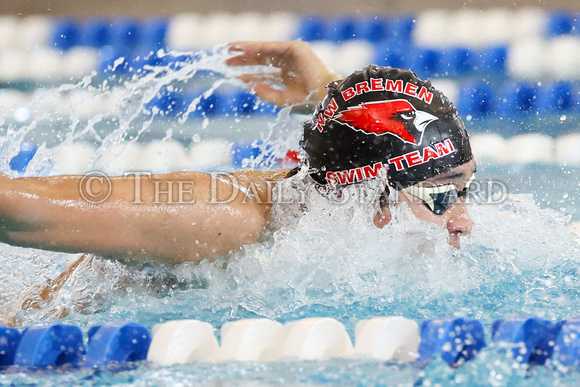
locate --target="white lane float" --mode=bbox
[469,133,508,164]
[51,142,97,175]
[506,133,554,164]
[354,316,420,361]
[263,12,297,41]
[166,13,203,50]
[232,12,265,42]
[279,317,354,360]
[511,7,548,41]
[555,133,580,166]
[99,142,145,173]
[451,9,481,47]
[0,49,26,81]
[17,16,53,49]
[479,8,511,45]
[508,37,547,79]
[140,140,189,172]
[188,138,232,170]
[413,10,451,47]
[147,320,220,365]
[310,42,340,75]
[547,36,580,79]
[0,16,18,49]
[63,47,99,79]
[220,318,284,361]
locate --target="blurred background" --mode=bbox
[0,0,580,174]
[1,0,579,16]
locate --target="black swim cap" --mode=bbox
[300,65,473,188]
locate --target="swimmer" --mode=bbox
[0,41,475,265]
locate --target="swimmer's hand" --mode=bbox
[226,41,340,108]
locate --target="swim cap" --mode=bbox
[300,65,473,188]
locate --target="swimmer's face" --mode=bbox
[373,159,476,249]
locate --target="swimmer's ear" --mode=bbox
[373,205,391,228]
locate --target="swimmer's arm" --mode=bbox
[0,170,287,263]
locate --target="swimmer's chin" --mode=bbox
[448,233,461,249]
[374,208,463,249]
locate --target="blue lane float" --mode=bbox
[418,317,486,365]
[9,142,39,174]
[492,316,559,365]
[0,326,21,366]
[547,10,575,36]
[554,317,580,366]
[355,16,389,43]
[85,322,151,367]
[80,18,110,48]
[478,45,508,74]
[326,16,357,43]
[14,324,85,368]
[457,81,495,118]
[51,18,80,51]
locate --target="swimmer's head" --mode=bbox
[300,65,473,189]
[298,66,475,247]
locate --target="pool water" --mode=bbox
[1,49,580,386]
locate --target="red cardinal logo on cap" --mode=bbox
[335,99,439,145]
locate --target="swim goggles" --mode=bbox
[401,174,475,215]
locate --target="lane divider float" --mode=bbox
[1,315,580,369]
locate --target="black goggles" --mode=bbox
[401,174,475,215]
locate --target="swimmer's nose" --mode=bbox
[446,202,474,249]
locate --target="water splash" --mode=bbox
[2,43,580,385]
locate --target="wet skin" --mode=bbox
[0,161,475,263]
[373,159,477,248]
